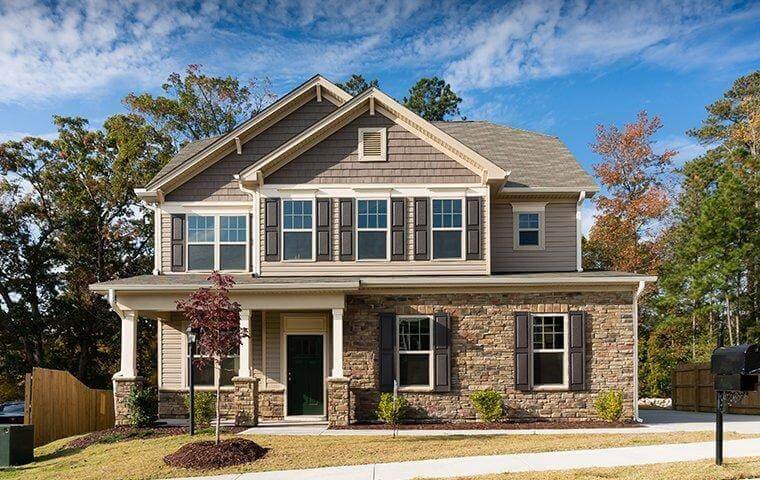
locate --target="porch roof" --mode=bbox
[90,271,654,293]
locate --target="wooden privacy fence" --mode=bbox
[24,367,115,446]
[672,362,760,415]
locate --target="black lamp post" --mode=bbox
[186,326,198,436]
[716,320,725,466]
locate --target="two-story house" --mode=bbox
[90,75,655,427]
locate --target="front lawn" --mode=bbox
[0,431,750,480]
[442,456,760,480]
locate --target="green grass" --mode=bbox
[0,431,752,480]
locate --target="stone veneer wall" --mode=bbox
[159,389,284,422]
[343,291,635,423]
[259,390,284,420]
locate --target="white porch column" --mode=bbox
[331,308,344,378]
[238,309,252,378]
[118,310,138,378]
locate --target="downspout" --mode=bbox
[576,191,586,272]
[108,288,125,320]
[144,203,161,275]
[633,280,646,422]
[235,174,260,276]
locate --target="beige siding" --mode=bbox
[159,316,185,389]
[490,200,577,272]
[161,212,172,272]
[251,311,263,381]
[166,99,338,202]
[264,312,282,388]
[265,111,480,184]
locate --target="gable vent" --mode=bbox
[358,127,387,162]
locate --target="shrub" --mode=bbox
[470,389,504,422]
[184,391,216,426]
[125,384,157,427]
[594,389,624,422]
[376,393,407,426]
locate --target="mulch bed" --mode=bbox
[331,420,641,430]
[163,438,267,469]
[65,425,245,450]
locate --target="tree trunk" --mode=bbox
[215,358,221,445]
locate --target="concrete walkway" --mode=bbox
[239,410,760,436]
[172,437,760,480]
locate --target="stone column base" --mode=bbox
[232,377,259,426]
[112,376,144,426]
[327,377,350,427]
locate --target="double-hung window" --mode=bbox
[357,199,388,260]
[187,214,249,271]
[532,314,568,388]
[512,203,546,250]
[282,200,314,261]
[432,199,463,259]
[189,332,240,388]
[397,316,432,387]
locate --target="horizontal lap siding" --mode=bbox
[265,112,480,184]
[265,312,282,389]
[165,99,338,202]
[161,212,172,272]
[490,200,577,272]
[252,311,263,381]
[160,317,184,389]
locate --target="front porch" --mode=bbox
[107,282,356,428]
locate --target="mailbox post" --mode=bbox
[710,333,760,466]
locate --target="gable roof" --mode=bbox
[140,74,352,196]
[239,87,509,185]
[434,121,598,193]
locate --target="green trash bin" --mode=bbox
[0,424,34,466]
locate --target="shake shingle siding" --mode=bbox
[266,112,480,184]
[165,99,338,201]
[491,199,577,272]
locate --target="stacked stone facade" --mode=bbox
[327,377,351,426]
[343,291,635,422]
[259,390,285,420]
[113,377,144,426]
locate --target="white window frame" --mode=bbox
[357,127,387,162]
[511,203,546,250]
[281,198,316,262]
[530,313,569,390]
[431,198,465,260]
[396,315,434,390]
[356,198,391,261]
[186,213,251,273]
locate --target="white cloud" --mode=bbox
[658,134,709,166]
[0,131,57,142]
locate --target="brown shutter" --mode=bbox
[568,311,587,391]
[466,197,482,260]
[414,197,429,260]
[514,311,532,391]
[264,198,280,262]
[316,198,331,261]
[391,198,406,261]
[433,312,451,392]
[170,214,185,272]
[339,198,354,261]
[379,312,396,392]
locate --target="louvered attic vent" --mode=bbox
[358,127,387,161]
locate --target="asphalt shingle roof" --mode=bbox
[433,121,598,191]
[148,135,222,188]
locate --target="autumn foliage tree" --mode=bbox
[583,111,675,274]
[177,272,245,444]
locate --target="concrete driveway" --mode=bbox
[641,408,760,434]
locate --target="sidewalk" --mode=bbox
[172,438,760,480]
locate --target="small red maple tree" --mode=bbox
[177,272,246,444]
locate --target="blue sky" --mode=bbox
[1,0,758,229]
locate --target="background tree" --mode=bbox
[124,64,277,147]
[583,111,675,274]
[336,74,378,96]
[177,273,245,444]
[403,77,463,121]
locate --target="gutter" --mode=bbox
[144,203,161,275]
[360,275,657,288]
[576,191,586,272]
[633,280,646,423]
[107,289,125,319]
[91,280,361,293]
[235,175,260,276]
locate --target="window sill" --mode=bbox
[513,246,545,251]
[532,385,568,391]
[397,386,434,393]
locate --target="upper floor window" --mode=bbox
[357,199,388,260]
[187,214,248,271]
[358,127,387,162]
[397,315,432,388]
[282,200,313,261]
[512,203,546,250]
[532,314,567,388]
[432,199,463,259]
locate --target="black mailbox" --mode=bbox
[711,344,760,392]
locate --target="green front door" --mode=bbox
[286,335,324,415]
